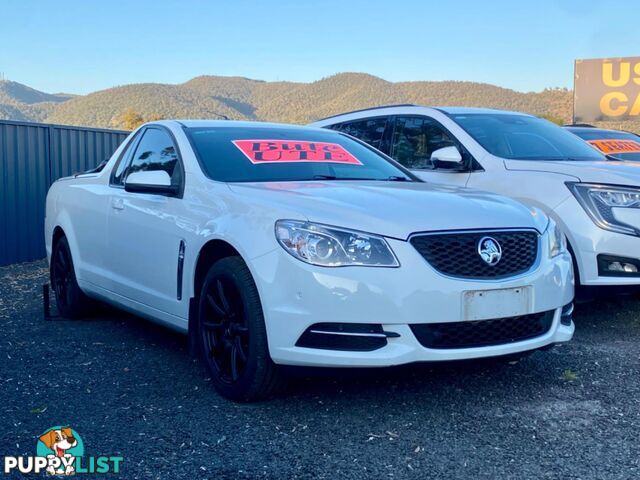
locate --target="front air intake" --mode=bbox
[410,230,539,279]
[410,311,554,349]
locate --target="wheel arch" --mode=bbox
[50,226,67,283]
[48,209,84,283]
[192,239,245,302]
[52,225,66,245]
[565,239,582,286]
[188,238,247,357]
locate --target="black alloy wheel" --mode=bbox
[52,244,72,309]
[50,236,90,318]
[197,256,285,401]
[201,274,250,383]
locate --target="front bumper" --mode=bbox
[250,237,574,367]
[555,195,640,286]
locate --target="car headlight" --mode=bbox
[567,183,640,236]
[275,220,399,267]
[546,217,567,258]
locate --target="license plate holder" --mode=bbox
[462,286,532,321]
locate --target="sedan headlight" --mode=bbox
[275,220,399,267]
[567,183,640,236]
[546,217,567,258]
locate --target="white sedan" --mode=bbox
[45,120,574,401]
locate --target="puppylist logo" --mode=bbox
[3,426,123,476]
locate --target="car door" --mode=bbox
[106,126,187,318]
[389,116,471,187]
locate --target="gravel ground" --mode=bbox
[1,260,640,479]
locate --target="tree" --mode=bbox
[117,108,145,130]
[145,112,166,122]
[111,109,167,130]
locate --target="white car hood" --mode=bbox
[227,181,547,239]
[504,159,640,185]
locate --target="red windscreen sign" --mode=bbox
[232,140,363,165]
[588,139,640,154]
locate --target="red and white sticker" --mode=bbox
[232,140,363,165]
[588,139,640,154]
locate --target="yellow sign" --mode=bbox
[574,57,640,122]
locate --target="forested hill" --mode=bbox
[1,73,637,133]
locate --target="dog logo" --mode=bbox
[478,236,502,266]
[37,426,83,476]
[3,426,123,475]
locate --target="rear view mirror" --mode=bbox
[431,146,464,170]
[124,170,178,196]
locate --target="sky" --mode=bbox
[0,0,638,95]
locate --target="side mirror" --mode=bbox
[124,170,178,196]
[431,146,464,170]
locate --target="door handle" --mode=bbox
[111,198,125,210]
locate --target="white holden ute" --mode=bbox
[45,120,574,401]
[311,106,640,293]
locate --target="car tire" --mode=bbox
[50,236,91,319]
[197,256,286,402]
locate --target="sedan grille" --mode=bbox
[410,311,554,349]
[410,230,538,279]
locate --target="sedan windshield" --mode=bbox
[450,113,606,161]
[568,128,640,161]
[186,126,415,182]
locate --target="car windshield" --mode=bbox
[450,113,606,161]
[186,126,415,182]
[568,129,640,161]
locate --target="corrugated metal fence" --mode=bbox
[0,120,129,266]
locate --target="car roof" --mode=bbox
[314,104,533,123]
[436,106,532,116]
[565,125,640,137]
[565,126,612,134]
[152,119,330,133]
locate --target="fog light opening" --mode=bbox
[597,255,640,277]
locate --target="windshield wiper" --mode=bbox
[311,174,411,182]
[312,175,413,182]
[312,174,339,180]
[386,176,410,182]
[311,175,376,181]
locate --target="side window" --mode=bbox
[127,128,182,186]
[333,118,388,150]
[391,117,457,169]
[111,132,141,186]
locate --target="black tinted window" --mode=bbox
[333,118,387,150]
[128,128,181,185]
[186,126,413,183]
[391,117,456,169]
